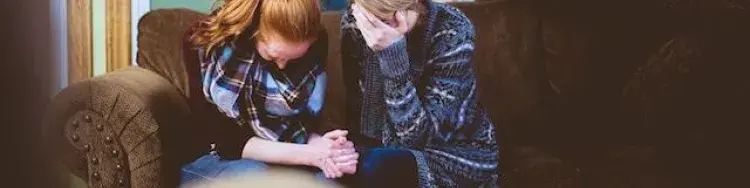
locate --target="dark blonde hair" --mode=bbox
[352,0,425,19]
[190,0,322,54]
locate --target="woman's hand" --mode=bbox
[321,130,358,175]
[351,3,410,52]
[332,138,358,174]
[307,135,343,178]
[307,130,359,178]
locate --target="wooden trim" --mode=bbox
[106,0,132,72]
[67,0,92,84]
[131,0,151,66]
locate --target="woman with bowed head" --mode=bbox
[181,0,358,185]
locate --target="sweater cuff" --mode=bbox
[376,38,410,79]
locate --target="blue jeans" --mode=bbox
[351,147,419,188]
[180,152,328,186]
[181,148,419,187]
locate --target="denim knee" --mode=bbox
[358,148,418,187]
[181,153,269,185]
[361,148,415,175]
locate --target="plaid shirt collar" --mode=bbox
[198,41,325,143]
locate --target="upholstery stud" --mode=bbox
[92,172,101,181]
[72,120,79,128]
[68,110,133,187]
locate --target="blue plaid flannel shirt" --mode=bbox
[198,42,326,144]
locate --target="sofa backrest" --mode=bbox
[136,9,206,98]
[137,0,540,139]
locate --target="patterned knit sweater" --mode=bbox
[340,2,498,187]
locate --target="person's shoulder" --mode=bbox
[431,2,475,38]
[310,27,329,55]
[338,5,357,28]
[301,28,329,67]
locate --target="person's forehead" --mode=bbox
[273,41,308,51]
[267,42,308,58]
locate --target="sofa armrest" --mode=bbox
[44,67,195,188]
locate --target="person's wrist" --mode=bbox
[387,35,405,48]
[372,36,404,52]
[299,144,327,167]
[375,38,409,78]
[299,145,315,166]
[307,134,322,143]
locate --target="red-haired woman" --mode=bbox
[181,0,357,185]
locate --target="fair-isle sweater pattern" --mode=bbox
[340,2,499,187]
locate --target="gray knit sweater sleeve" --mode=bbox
[377,19,478,147]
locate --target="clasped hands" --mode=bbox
[308,130,358,179]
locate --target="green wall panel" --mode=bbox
[151,0,213,13]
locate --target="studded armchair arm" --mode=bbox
[44,67,194,188]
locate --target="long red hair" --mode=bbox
[190,0,322,54]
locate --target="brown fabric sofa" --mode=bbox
[43,1,585,187]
